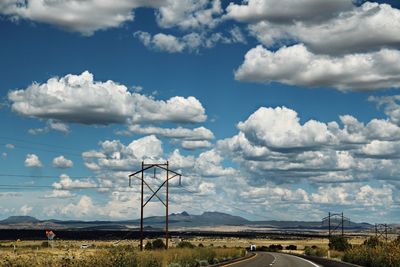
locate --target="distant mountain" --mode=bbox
[0,211,373,231]
[0,216,39,224]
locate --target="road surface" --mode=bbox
[222,252,321,267]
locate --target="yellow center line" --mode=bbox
[221,252,258,267]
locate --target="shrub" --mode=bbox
[145,241,153,250]
[304,246,328,257]
[268,244,283,251]
[177,241,195,249]
[198,243,204,247]
[285,245,297,250]
[343,242,400,267]
[329,236,351,251]
[363,237,382,248]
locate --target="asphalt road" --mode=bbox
[222,252,321,267]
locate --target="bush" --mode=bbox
[363,237,382,248]
[329,236,351,251]
[198,243,204,247]
[268,244,283,251]
[343,242,400,267]
[177,241,195,249]
[285,245,297,250]
[145,239,166,250]
[304,246,328,257]
[145,241,153,250]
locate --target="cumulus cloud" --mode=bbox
[59,195,95,217]
[52,155,73,169]
[237,106,333,150]
[155,0,222,30]
[0,0,223,35]
[0,0,164,36]
[24,154,42,168]
[134,27,246,53]
[181,140,211,150]
[43,190,75,199]
[247,2,400,55]
[218,105,400,185]
[20,204,33,215]
[235,44,400,91]
[225,0,353,23]
[29,120,69,135]
[5,144,14,149]
[83,135,163,172]
[128,125,214,140]
[369,95,400,126]
[9,71,207,125]
[52,174,96,190]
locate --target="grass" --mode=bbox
[0,240,245,267]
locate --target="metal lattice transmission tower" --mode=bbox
[129,161,182,251]
[375,223,391,242]
[322,212,350,238]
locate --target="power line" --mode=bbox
[0,173,94,179]
[0,136,81,153]
[0,142,82,157]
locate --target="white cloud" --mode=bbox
[43,190,75,199]
[0,0,223,35]
[52,155,73,169]
[369,95,400,126]
[28,119,70,135]
[128,125,214,140]
[360,140,400,158]
[194,150,236,177]
[181,140,211,150]
[5,144,14,149]
[235,44,400,91]
[247,2,400,55]
[52,174,96,190]
[168,149,195,169]
[60,195,95,217]
[24,153,42,168]
[155,0,222,30]
[134,28,246,53]
[20,204,33,215]
[0,0,164,36]
[225,0,353,23]
[218,105,400,185]
[83,135,163,172]
[355,185,393,207]
[237,106,333,150]
[128,135,163,159]
[9,71,207,125]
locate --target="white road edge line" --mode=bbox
[270,253,277,266]
[285,254,320,267]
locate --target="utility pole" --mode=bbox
[322,212,349,238]
[328,212,331,238]
[375,223,390,242]
[129,161,181,251]
[341,212,344,236]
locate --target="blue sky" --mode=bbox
[1,0,400,223]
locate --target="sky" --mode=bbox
[1,0,400,224]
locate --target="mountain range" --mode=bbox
[0,211,375,232]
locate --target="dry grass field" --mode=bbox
[0,235,374,266]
